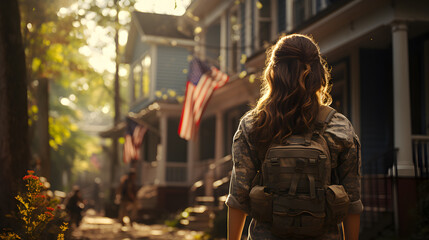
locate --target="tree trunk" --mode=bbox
[37,78,50,180]
[0,0,30,226]
[110,0,121,188]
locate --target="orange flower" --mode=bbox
[46,207,55,211]
[27,170,34,174]
[23,175,31,180]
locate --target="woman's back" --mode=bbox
[226,34,363,240]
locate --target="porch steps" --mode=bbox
[183,208,213,232]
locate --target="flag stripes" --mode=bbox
[123,118,147,163]
[178,58,229,140]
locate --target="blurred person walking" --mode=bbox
[66,186,85,228]
[117,169,138,226]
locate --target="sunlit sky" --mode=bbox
[71,0,191,74]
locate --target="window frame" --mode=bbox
[227,4,241,74]
[254,0,277,50]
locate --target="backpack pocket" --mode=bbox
[271,195,326,238]
[326,185,350,223]
[249,185,272,222]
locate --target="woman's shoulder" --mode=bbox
[239,111,256,131]
[324,111,359,147]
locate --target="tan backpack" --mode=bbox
[249,106,350,238]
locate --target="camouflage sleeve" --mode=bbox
[225,118,257,214]
[324,112,364,215]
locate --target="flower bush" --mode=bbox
[0,170,68,240]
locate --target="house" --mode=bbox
[117,0,429,237]
[121,10,259,217]
[181,0,429,238]
[121,11,196,213]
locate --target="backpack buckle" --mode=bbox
[271,158,280,166]
[295,158,306,172]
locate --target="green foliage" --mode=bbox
[0,171,68,240]
[19,0,128,190]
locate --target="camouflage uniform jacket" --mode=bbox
[225,111,364,240]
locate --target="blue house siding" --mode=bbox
[156,46,190,96]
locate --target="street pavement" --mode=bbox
[70,210,206,240]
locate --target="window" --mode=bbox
[425,40,429,134]
[257,0,272,48]
[132,54,151,101]
[291,0,340,29]
[277,0,286,32]
[224,104,250,155]
[199,116,216,160]
[167,118,187,163]
[229,7,241,74]
[141,55,151,99]
[330,61,349,116]
[133,64,142,101]
[293,0,306,27]
[205,22,221,66]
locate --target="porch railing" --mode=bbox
[361,135,429,239]
[360,148,398,239]
[412,135,429,177]
[165,162,187,184]
[140,161,188,185]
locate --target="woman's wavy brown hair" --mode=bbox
[249,34,332,146]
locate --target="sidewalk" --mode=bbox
[71,211,206,240]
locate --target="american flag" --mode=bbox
[178,57,229,140]
[123,117,147,163]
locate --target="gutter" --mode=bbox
[141,35,196,47]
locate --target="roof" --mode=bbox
[133,11,193,40]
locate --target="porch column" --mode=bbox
[392,22,414,176]
[286,0,294,32]
[187,137,198,185]
[157,114,168,185]
[215,111,225,161]
[215,111,225,177]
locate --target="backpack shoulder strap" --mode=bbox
[317,105,336,135]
